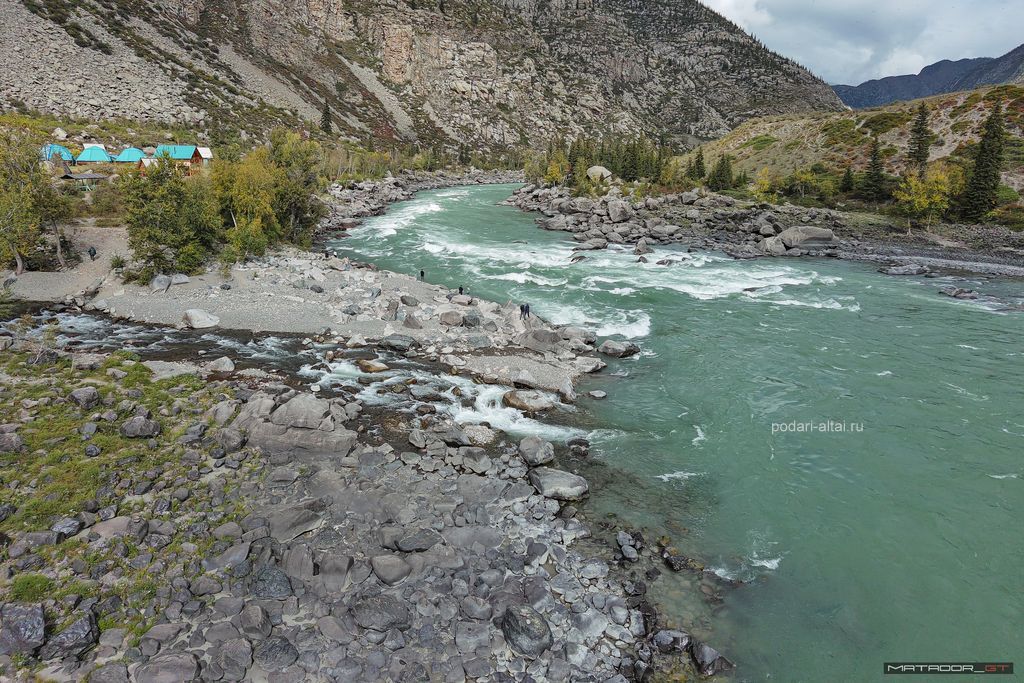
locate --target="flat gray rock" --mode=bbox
[528,467,590,501]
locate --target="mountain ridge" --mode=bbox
[0,0,843,148]
[834,43,1024,108]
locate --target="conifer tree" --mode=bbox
[840,166,855,193]
[707,155,734,191]
[861,137,887,200]
[320,102,333,135]
[958,101,1005,222]
[908,103,931,175]
[693,147,706,179]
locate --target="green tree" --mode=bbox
[120,159,221,276]
[707,154,734,191]
[34,181,75,269]
[908,103,931,175]
[860,137,887,201]
[320,102,333,135]
[0,129,45,274]
[958,101,1006,222]
[267,128,327,245]
[693,147,706,179]
[839,166,855,193]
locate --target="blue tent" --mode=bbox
[114,147,145,163]
[41,143,73,162]
[154,144,198,160]
[76,146,113,163]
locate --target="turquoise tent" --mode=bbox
[154,144,198,161]
[41,143,73,162]
[114,147,145,163]
[76,146,113,163]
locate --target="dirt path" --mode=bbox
[10,222,127,302]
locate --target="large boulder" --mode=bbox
[269,394,329,429]
[182,309,219,329]
[502,390,556,413]
[0,604,46,655]
[528,467,589,500]
[586,165,612,183]
[69,386,100,409]
[252,636,298,672]
[519,436,555,466]
[120,416,161,438]
[39,613,98,660]
[501,605,553,657]
[607,200,633,223]
[352,595,412,632]
[777,225,837,249]
[598,340,640,358]
[758,236,787,256]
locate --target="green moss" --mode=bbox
[8,573,55,602]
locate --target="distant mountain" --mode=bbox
[833,43,1024,108]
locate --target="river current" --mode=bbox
[327,184,1024,680]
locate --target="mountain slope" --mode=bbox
[690,85,1024,190]
[0,0,843,148]
[833,43,1024,108]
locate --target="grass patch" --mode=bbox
[821,118,866,147]
[862,111,912,136]
[8,573,55,602]
[740,134,778,151]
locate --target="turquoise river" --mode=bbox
[329,184,1023,681]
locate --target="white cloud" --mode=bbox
[699,0,1023,84]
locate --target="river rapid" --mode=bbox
[326,184,1024,680]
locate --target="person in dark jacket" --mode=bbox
[87,246,97,261]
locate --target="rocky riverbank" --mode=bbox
[0,325,730,681]
[504,183,1024,276]
[1,173,736,680]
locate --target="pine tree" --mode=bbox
[840,166,855,193]
[958,101,1006,222]
[861,137,887,201]
[693,147,706,179]
[707,155,734,191]
[908,103,931,175]
[320,102,332,134]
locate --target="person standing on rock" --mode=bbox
[524,303,531,319]
[87,246,97,261]
[458,286,464,296]
[419,269,425,281]
[519,303,527,320]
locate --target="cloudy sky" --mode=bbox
[702,0,1022,85]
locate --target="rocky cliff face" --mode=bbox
[1,0,843,147]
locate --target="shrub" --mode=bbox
[990,204,1024,230]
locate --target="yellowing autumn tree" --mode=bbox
[752,168,781,203]
[893,166,955,233]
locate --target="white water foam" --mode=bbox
[656,470,704,483]
[486,271,568,287]
[692,425,707,446]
